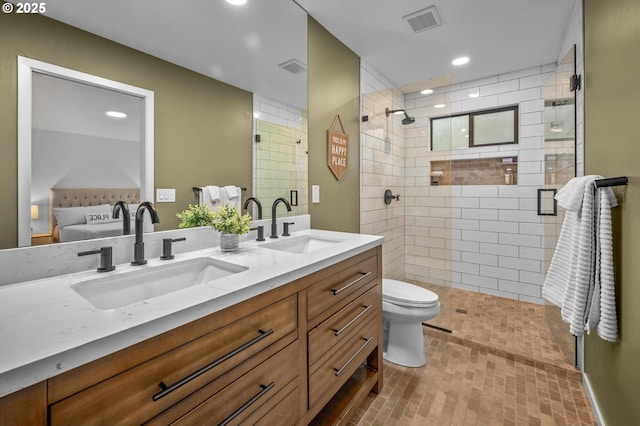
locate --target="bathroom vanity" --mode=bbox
[0,228,383,425]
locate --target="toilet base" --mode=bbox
[383,319,426,367]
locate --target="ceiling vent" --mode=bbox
[278,59,307,74]
[403,6,442,33]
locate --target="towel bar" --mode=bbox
[594,177,628,188]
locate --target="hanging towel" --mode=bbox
[221,186,242,211]
[542,175,618,342]
[200,186,221,211]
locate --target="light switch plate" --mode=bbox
[312,185,320,203]
[156,188,176,202]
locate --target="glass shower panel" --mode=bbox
[542,45,577,367]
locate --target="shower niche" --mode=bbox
[430,156,518,186]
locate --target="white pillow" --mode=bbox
[53,204,112,228]
[85,212,119,225]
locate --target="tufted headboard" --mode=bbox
[49,187,140,235]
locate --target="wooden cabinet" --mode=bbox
[3,245,383,425]
[304,247,383,424]
[30,233,52,246]
[0,382,46,426]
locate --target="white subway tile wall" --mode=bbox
[252,95,308,217]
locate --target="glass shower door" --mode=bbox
[541,45,577,367]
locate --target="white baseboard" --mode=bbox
[583,372,606,426]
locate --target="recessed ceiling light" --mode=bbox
[452,56,470,66]
[420,89,434,95]
[434,104,446,108]
[226,0,247,5]
[106,111,127,118]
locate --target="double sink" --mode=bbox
[71,235,344,310]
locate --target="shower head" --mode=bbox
[385,108,415,125]
[402,116,415,125]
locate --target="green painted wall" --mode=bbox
[0,12,253,249]
[584,0,640,424]
[307,17,360,233]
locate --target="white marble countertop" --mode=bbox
[0,229,383,398]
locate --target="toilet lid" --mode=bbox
[382,279,439,308]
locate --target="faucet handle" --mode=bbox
[283,222,295,237]
[78,246,116,273]
[250,226,265,241]
[160,237,186,260]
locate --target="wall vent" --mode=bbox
[278,59,307,74]
[403,6,442,33]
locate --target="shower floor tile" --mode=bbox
[349,288,595,425]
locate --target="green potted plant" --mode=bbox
[210,205,252,251]
[176,204,215,228]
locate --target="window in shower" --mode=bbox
[430,105,518,151]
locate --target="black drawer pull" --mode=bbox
[333,304,373,336]
[152,328,274,401]
[334,337,372,377]
[331,272,371,295]
[219,382,275,426]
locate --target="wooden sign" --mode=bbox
[327,114,349,180]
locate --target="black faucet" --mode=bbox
[78,246,115,273]
[131,202,160,265]
[243,197,263,220]
[112,201,131,235]
[270,197,291,239]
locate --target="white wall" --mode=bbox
[31,129,140,234]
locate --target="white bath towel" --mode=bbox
[542,175,618,342]
[200,186,221,212]
[221,186,242,211]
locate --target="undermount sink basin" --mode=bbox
[261,235,344,254]
[71,257,248,310]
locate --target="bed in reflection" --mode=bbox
[49,188,140,243]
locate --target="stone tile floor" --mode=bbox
[349,288,596,425]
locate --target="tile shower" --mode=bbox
[360,46,581,368]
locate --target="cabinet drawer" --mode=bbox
[308,286,379,371]
[50,295,297,425]
[309,331,377,410]
[307,254,377,324]
[249,379,299,426]
[170,342,299,425]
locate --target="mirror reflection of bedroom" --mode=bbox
[30,72,148,245]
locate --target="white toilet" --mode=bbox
[382,279,440,367]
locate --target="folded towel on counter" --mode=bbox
[542,175,619,342]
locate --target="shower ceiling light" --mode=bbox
[226,0,247,5]
[452,56,470,66]
[420,89,434,95]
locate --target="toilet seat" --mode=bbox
[382,279,439,308]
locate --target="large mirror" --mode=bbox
[8,0,308,248]
[18,57,154,247]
